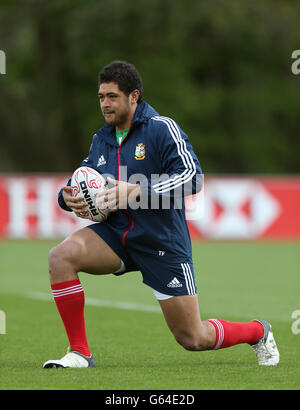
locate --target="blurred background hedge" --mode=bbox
[0,0,299,174]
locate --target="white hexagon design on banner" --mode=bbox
[189,179,281,239]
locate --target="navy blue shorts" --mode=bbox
[87,222,197,297]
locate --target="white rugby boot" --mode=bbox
[43,349,96,369]
[251,319,280,366]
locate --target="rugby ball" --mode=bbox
[71,166,110,222]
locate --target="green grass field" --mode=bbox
[0,239,299,390]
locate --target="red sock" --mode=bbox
[208,318,264,350]
[51,279,91,357]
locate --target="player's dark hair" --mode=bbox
[98,60,143,103]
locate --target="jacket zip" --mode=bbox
[117,123,135,246]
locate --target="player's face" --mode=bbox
[98,82,137,130]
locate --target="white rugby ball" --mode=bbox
[71,166,110,222]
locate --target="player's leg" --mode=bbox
[159,294,266,351]
[48,226,122,284]
[44,227,124,368]
[144,258,271,358]
[158,294,279,365]
[158,294,216,351]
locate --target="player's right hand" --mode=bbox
[62,186,89,219]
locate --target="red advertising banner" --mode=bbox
[186,176,300,240]
[0,175,299,240]
[0,175,89,239]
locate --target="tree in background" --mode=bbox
[0,0,299,174]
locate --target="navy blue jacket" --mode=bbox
[58,101,202,260]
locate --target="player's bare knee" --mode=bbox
[48,240,82,278]
[177,338,207,352]
[174,330,209,351]
[48,245,64,279]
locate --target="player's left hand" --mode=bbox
[96,177,141,212]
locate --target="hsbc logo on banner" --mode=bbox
[2,177,89,238]
[189,179,281,239]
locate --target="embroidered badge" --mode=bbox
[135,143,145,160]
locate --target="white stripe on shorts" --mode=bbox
[181,263,196,295]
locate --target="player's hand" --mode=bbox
[96,177,141,212]
[62,186,89,219]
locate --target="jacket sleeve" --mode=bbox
[139,117,203,209]
[57,136,96,212]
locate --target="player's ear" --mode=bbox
[130,89,140,105]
